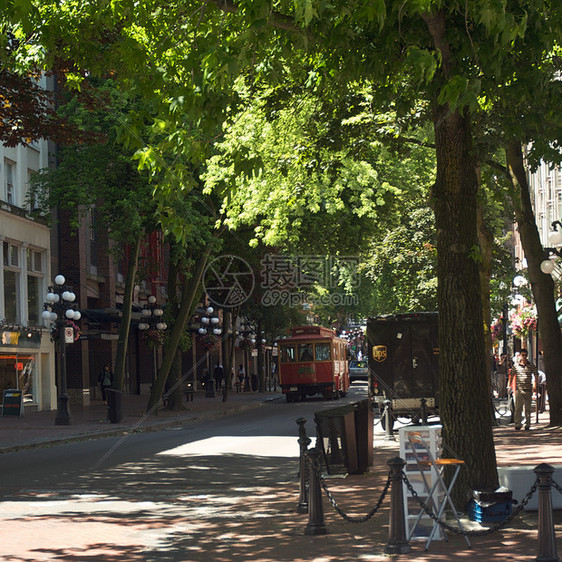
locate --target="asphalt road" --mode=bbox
[0,384,371,561]
[0,383,370,493]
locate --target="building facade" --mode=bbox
[0,82,57,410]
[528,162,562,247]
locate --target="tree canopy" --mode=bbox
[4,0,562,501]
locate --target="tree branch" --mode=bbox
[421,10,453,78]
[483,158,508,177]
[202,0,304,35]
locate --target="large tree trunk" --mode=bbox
[113,235,142,392]
[477,196,497,425]
[424,10,498,503]
[146,246,212,413]
[162,245,186,411]
[432,102,499,502]
[506,143,562,426]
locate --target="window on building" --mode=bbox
[5,161,15,205]
[26,248,44,326]
[87,207,97,274]
[3,241,21,323]
[27,169,40,211]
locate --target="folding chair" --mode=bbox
[407,432,471,551]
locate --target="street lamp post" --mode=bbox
[236,321,256,391]
[42,274,81,425]
[198,306,221,397]
[540,220,562,275]
[138,295,167,385]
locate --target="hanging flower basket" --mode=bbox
[510,305,537,339]
[238,338,254,351]
[490,318,503,343]
[200,333,218,351]
[141,329,166,349]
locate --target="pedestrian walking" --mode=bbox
[98,363,113,405]
[213,362,224,391]
[508,348,537,431]
[237,364,245,392]
[495,353,510,399]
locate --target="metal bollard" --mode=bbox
[304,448,327,535]
[384,457,411,554]
[534,463,559,562]
[296,417,311,514]
[420,397,428,425]
[383,400,395,441]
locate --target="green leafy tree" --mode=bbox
[29,79,157,393]
[9,0,562,501]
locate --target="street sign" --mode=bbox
[2,389,24,417]
[64,327,74,344]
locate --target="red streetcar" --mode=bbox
[278,326,350,402]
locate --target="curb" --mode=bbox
[0,398,269,454]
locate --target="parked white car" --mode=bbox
[349,360,368,383]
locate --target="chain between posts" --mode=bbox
[401,472,539,537]
[320,472,392,523]
[303,437,561,535]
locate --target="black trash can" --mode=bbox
[314,400,374,474]
[354,399,374,473]
[106,388,123,423]
[205,378,216,397]
[315,404,358,474]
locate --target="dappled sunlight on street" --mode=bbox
[1,405,561,560]
[157,435,301,458]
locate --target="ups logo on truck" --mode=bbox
[372,345,388,363]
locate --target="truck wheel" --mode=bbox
[286,393,297,403]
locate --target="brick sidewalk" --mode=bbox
[1,394,560,560]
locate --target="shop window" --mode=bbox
[0,355,34,400]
